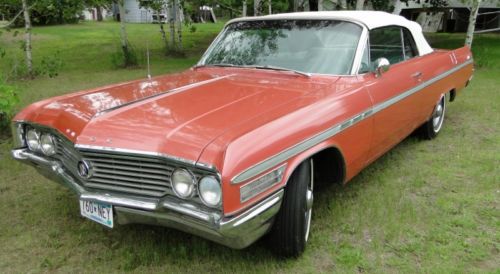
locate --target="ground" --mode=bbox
[0,22,498,273]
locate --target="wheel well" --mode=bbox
[310,147,345,186]
[449,88,456,102]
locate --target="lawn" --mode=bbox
[0,22,499,273]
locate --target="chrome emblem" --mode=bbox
[77,161,91,179]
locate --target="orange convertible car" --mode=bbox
[11,11,473,256]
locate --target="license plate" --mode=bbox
[79,200,113,228]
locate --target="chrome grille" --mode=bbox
[26,125,212,199]
[78,150,173,197]
[54,137,82,179]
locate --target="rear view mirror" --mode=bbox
[372,58,390,77]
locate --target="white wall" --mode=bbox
[122,0,154,23]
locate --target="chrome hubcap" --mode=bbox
[304,160,314,242]
[432,96,445,133]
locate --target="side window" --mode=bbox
[369,27,404,65]
[402,28,418,60]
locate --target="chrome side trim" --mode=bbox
[239,163,287,202]
[232,59,473,184]
[221,190,283,227]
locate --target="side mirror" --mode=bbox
[372,58,390,77]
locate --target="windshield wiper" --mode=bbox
[243,65,312,77]
[193,63,237,69]
[194,64,311,77]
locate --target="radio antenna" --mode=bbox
[146,41,152,80]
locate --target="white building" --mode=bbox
[113,0,183,23]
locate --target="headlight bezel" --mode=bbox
[171,168,197,199]
[40,133,57,156]
[25,127,41,152]
[11,123,26,148]
[198,175,222,208]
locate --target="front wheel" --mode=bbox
[269,160,313,257]
[418,94,446,140]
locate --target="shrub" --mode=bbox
[111,43,139,68]
[0,79,19,137]
[38,51,64,78]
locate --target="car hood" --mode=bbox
[16,68,339,163]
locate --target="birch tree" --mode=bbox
[465,0,481,46]
[392,0,403,14]
[117,1,128,53]
[339,0,347,9]
[21,0,33,76]
[355,0,364,10]
[254,0,261,15]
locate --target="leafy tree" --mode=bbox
[0,0,84,26]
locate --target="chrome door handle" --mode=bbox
[411,72,423,78]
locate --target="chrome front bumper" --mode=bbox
[11,148,283,249]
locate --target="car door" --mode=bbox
[360,26,424,163]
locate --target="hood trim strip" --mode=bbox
[94,75,234,118]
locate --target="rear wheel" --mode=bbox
[418,94,446,140]
[269,160,313,257]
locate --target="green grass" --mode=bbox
[0,24,499,272]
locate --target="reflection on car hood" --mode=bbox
[16,68,339,163]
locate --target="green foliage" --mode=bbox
[0,78,19,135]
[189,24,197,33]
[37,51,63,78]
[111,43,139,68]
[0,0,84,26]
[1,52,63,80]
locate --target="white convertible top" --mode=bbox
[228,11,434,56]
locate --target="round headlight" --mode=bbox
[26,128,41,152]
[198,176,221,207]
[40,134,56,156]
[171,168,196,198]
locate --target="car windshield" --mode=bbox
[198,20,363,75]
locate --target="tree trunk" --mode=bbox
[288,0,294,12]
[309,0,318,11]
[268,0,272,14]
[318,0,323,11]
[243,0,247,16]
[465,0,481,47]
[392,0,403,15]
[21,0,33,77]
[118,1,128,50]
[157,10,168,49]
[96,6,103,21]
[177,4,183,50]
[169,0,177,49]
[339,0,347,10]
[254,0,261,16]
[355,0,364,10]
